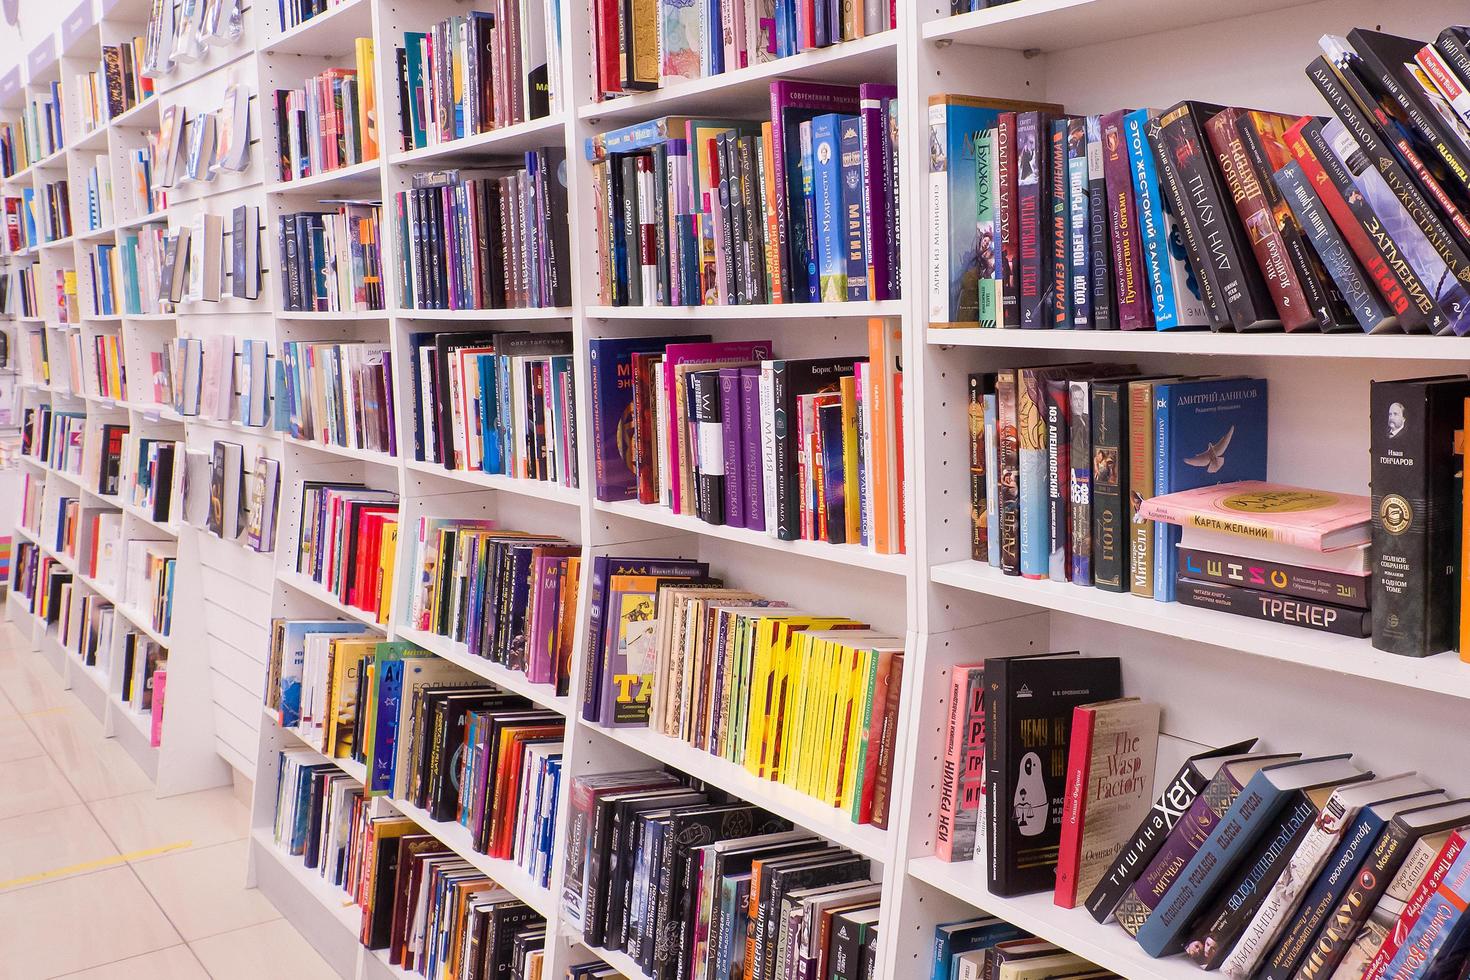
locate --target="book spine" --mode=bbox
[771,361,800,541]
[1178,547,1370,609]
[968,375,986,562]
[1045,380,1070,582]
[998,111,1020,328]
[1050,119,1071,329]
[1053,704,1097,909]
[1067,117,1091,329]
[996,371,1020,575]
[1147,114,1229,327]
[1068,380,1092,584]
[934,668,967,861]
[719,370,745,528]
[1090,381,1127,592]
[1102,109,1147,329]
[1017,112,1049,328]
[1127,381,1156,598]
[860,95,891,301]
[1017,371,1050,578]
[982,658,1010,894]
[740,370,764,531]
[927,101,954,321]
[1371,379,1464,656]
[1175,577,1373,637]
[839,119,867,302]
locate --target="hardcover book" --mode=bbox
[935,664,986,862]
[1137,481,1371,552]
[982,652,1121,897]
[1175,576,1372,637]
[1124,108,1209,331]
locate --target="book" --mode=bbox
[1053,699,1161,909]
[935,664,985,862]
[1138,481,1372,552]
[982,652,1121,896]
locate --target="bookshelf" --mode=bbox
[5,0,1470,978]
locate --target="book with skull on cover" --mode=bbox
[982,652,1121,897]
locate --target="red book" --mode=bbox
[1055,702,1099,907]
[1364,829,1469,980]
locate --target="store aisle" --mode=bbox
[0,620,340,980]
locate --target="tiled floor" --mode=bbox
[0,619,340,979]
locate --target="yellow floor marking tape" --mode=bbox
[0,840,193,890]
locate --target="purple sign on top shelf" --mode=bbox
[27,36,56,77]
[61,0,98,50]
[0,68,21,104]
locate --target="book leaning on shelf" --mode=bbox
[400,516,580,696]
[925,918,1121,980]
[586,82,900,307]
[406,329,576,487]
[588,319,905,554]
[579,554,906,828]
[291,480,399,619]
[590,0,893,100]
[931,26,1470,336]
[278,203,385,312]
[276,340,396,456]
[393,155,571,311]
[270,746,552,975]
[64,592,115,673]
[392,7,559,152]
[273,39,378,182]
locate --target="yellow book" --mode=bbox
[354,37,378,160]
[840,374,861,544]
[326,636,376,757]
[801,635,835,795]
[838,647,875,809]
[812,638,845,800]
[744,615,780,777]
[781,632,817,790]
[831,644,864,806]
[377,521,398,625]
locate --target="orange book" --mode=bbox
[762,122,784,304]
[866,317,902,553]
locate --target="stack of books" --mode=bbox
[392,9,560,151]
[1140,481,1372,637]
[88,334,127,402]
[291,480,399,618]
[406,329,576,486]
[591,0,893,99]
[580,555,906,828]
[563,769,882,980]
[75,39,153,132]
[926,920,1114,980]
[589,320,905,554]
[277,340,396,456]
[402,518,580,696]
[277,204,385,312]
[932,26,1470,336]
[272,39,378,181]
[391,155,572,311]
[587,83,900,307]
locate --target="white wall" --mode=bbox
[1,1,73,82]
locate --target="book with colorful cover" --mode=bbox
[1137,481,1371,553]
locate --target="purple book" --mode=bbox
[719,368,745,528]
[525,555,562,684]
[587,335,706,502]
[1017,111,1051,328]
[382,355,397,457]
[739,366,764,531]
[1101,109,1148,330]
[661,340,772,513]
[859,83,898,301]
[769,81,859,304]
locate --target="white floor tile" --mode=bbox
[189,918,342,980]
[89,785,249,858]
[0,754,83,820]
[133,839,281,941]
[54,944,209,980]
[0,803,121,893]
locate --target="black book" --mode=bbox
[755,852,869,980]
[1088,375,1148,592]
[603,791,708,949]
[769,357,862,541]
[983,652,1122,897]
[1050,118,1071,329]
[1184,788,1324,968]
[827,905,879,980]
[619,154,642,306]
[1298,118,1446,334]
[1086,119,1114,329]
[739,134,766,303]
[280,215,302,311]
[1152,101,1278,331]
[1083,739,1259,922]
[151,442,176,523]
[483,901,543,978]
[1371,376,1470,656]
[1347,29,1470,205]
[540,147,571,307]
[689,369,724,525]
[715,133,739,304]
[364,829,405,948]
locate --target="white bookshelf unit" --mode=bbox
[6,0,1470,978]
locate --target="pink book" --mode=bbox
[661,340,772,514]
[150,669,167,747]
[1136,481,1370,552]
[525,555,562,684]
[935,663,985,862]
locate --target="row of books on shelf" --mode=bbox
[403,519,580,693]
[7,263,37,317]
[564,768,881,980]
[591,0,892,100]
[588,324,904,554]
[931,26,1470,336]
[22,82,64,163]
[587,81,899,307]
[37,489,80,563]
[292,479,400,617]
[408,328,577,487]
[0,119,28,178]
[393,156,571,311]
[933,648,1470,980]
[74,36,155,135]
[392,6,560,154]
[60,588,114,671]
[271,746,551,980]
[278,203,384,312]
[929,923,1120,980]
[579,555,904,828]
[82,156,115,233]
[141,0,243,83]
[277,339,394,453]
[21,404,85,474]
[273,42,378,182]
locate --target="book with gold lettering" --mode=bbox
[1137,481,1370,552]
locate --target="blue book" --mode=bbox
[586,335,708,501]
[1124,109,1210,330]
[477,354,502,475]
[799,119,820,302]
[402,33,427,149]
[1136,755,1367,958]
[810,113,846,302]
[929,918,1026,980]
[1382,843,1470,978]
[1152,377,1268,602]
[277,621,372,729]
[838,114,868,302]
[1066,118,1090,328]
[928,98,1009,323]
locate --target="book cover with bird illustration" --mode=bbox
[1152,377,1269,601]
